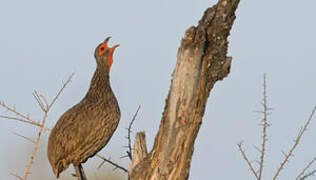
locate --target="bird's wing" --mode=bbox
[49,103,93,161]
[49,101,119,164]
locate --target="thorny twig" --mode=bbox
[23,73,74,180]
[0,102,32,122]
[0,115,51,131]
[125,105,141,160]
[258,74,271,179]
[33,91,46,112]
[96,105,141,173]
[273,106,316,180]
[238,75,271,180]
[297,158,316,180]
[96,154,128,173]
[1,73,74,180]
[47,73,74,111]
[237,142,259,179]
[239,75,316,179]
[300,170,316,180]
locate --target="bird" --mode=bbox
[47,37,121,179]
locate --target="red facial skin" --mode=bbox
[98,41,119,71]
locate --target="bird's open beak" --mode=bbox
[104,36,119,51]
[104,36,111,43]
[112,44,120,50]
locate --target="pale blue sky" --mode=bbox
[0,0,315,179]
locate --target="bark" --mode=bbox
[129,0,240,179]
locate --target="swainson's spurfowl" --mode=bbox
[47,37,121,180]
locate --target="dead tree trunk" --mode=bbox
[129,0,240,179]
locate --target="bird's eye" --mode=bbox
[98,45,108,55]
[98,46,106,55]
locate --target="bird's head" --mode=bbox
[94,37,119,71]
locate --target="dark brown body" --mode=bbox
[47,38,120,178]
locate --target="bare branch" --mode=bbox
[10,173,23,180]
[239,75,272,180]
[0,102,35,123]
[273,106,316,180]
[237,142,259,180]
[96,154,128,173]
[23,104,48,179]
[23,73,74,180]
[300,170,316,180]
[32,91,46,112]
[0,115,51,131]
[47,73,74,111]
[1,74,73,179]
[126,105,141,160]
[296,158,316,180]
[258,74,270,179]
[40,93,50,110]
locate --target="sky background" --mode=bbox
[0,0,315,179]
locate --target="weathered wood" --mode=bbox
[129,0,240,179]
[128,132,148,174]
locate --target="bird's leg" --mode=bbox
[79,164,88,180]
[74,164,87,180]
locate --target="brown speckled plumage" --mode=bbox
[47,37,120,178]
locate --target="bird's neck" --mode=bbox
[86,64,112,99]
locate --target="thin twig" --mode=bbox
[258,74,270,179]
[273,106,316,180]
[296,158,316,180]
[239,75,271,180]
[40,93,50,110]
[10,173,23,180]
[22,103,48,179]
[47,73,74,111]
[238,142,259,180]
[300,169,316,180]
[0,102,35,123]
[33,91,45,112]
[0,115,51,131]
[126,105,141,160]
[300,170,316,180]
[96,154,128,173]
[13,132,36,144]
[23,116,47,180]
[253,145,261,154]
